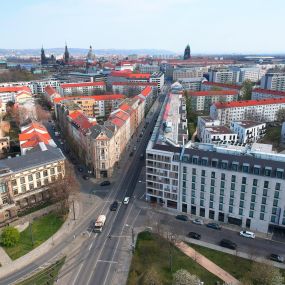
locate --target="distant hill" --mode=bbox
[0,48,176,57]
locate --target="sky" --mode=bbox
[1,0,285,54]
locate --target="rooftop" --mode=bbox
[253,88,285,97]
[206,126,234,134]
[232,120,266,128]
[60,81,106,88]
[202,81,241,90]
[188,90,238,97]
[214,97,285,109]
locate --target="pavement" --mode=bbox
[176,241,240,285]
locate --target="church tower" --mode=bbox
[183,44,191,60]
[64,43,70,64]
[41,46,47,65]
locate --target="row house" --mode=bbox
[210,98,285,126]
[44,86,61,104]
[59,81,106,96]
[187,90,239,112]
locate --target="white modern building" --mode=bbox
[188,90,239,112]
[197,116,221,140]
[261,73,285,91]
[59,81,106,96]
[210,98,285,126]
[252,88,285,100]
[146,92,285,234]
[179,77,207,91]
[230,121,266,144]
[150,72,165,92]
[200,126,237,144]
[208,68,234,84]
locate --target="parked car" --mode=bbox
[175,215,189,221]
[220,239,237,250]
[269,254,284,263]
[206,223,221,230]
[83,175,89,180]
[110,201,119,211]
[129,152,134,157]
[133,146,137,151]
[123,197,130,205]
[239,230,255,239]
[78,167,83,172]
[100,181,111,186]
[192,218,203,225]
[187,232,201,240]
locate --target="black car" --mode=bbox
[206,223,222,230]
[188,232,201,240]
[220,239,237,250]
[78,167,83,172]
[100,180,111,186]
[110,201,118,211]
[129,152,134,157]
[269,254,284,263]
[175,215,189,221]
[83,175,90,180]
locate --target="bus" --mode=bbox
[94,215,106,233]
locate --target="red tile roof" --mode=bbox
[252,88,285,96]
[112,82,157,86]
[188,90,238,96]
[45,85,58,96]
[128,73,150,79]
[0,86,31,93]
[53,94,126,103]
[110,70,133,77]
[69,111,93,130]
[22,122,48,133]
[202,82,242,90]
[141,86,153,97]
[111,117,125,127]
[60,81,106,89]
[214,97,285,109]
[115,110,129,121]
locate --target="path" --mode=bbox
[175,241,240,285]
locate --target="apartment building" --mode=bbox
[229,66,262,83]
[208,68,234,84]
[59,81,106,96]
[230,121,266,144]
[210,98,285,126]
[149,72,164,92]
[0,147,65,224]
[201,81,243,96]
[188,90,239,112]
[44,86,61,104]
[173,67,205,81]
[252,88,285,100]
[197,116,221,140]
[179,77,207,91]
[146,93,285,234]
[200,126,237,144]
[261,73,285,91]
[54,94,125,118]
[139,64,160,74]
[112,82,157,96]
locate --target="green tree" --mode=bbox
[241,80,253,100]
[276,108,285,122]
[1,226,20,247]
[172,269,201,285]
[142,268,162,285]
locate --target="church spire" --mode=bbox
[64,43,70,64]
[41,46,47,65]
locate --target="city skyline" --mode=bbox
[1,0,285,54]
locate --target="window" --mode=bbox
[251,195,256,202]
[201,177,205,184]
[220,181,225,188]
[271,215,276,223]
[253,167,260,175]
[200,200,204,207]
[241,185,246,193]
[231,175,236,182]
[28,175,33,181]
[211,160,218,167]
[192,168,196,175]
[211,172,215,178]
[201,170,205,177]
[221,173,225,180]
[209,201,214,209]
[240,193,245,200]
[232,163,238,171]
[210,187,215,193]
[242,177,247,184]
[29,183,34,190]
[276,169,283,179]
[191,198,195,204]
[250,203,255,210]
[219,204,223,211]
[57,165,62,172]
[12,180,17,186]
[201,185,205,192]
[192,157,198,164]
[192,176,196,183]
[239,208,243,215]
[21,185,26,192]
[43,170,48,177]
[275,183,281,191]
[242,164,249,173]
[50,168,55,175]
[229,206,233,213]
[220,189,224,196]
[252,187,257,194]
[253,179,258,186]
[201,159,207,166]
[20,177,25,184]
[260,213,264,220]
[200,192,205,199]
[263,189,268,196]
[274,191,279,199]
[183,173,187,180]
[183,166,187,173]
[262,197,267,205]
[191,190,195,197]
[210,194,214,201]
[273,199,278,207]
[229,198,234,206]
[182,181,186,188]
[221,161,228,169]
[264,181,269,188]
[231,183,235,190]
[239,201,244,208]
[272,207,277,215]
[249,210,254,218]
[219,196,224,203]
[265,168,271,177]
[36,172,40,179]
[211,179,215,186]
[192,183,195,190]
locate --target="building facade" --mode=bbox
[252,88,285,100]
[261,73,285,91]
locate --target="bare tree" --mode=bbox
[35,104,52,122]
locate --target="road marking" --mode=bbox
[88,240,94,250]
[71,262,85,285]
[97,260,118,264]
[140,193,145,199]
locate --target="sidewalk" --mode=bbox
[176,241,240,285]
[0,194,102,280]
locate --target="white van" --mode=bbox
[240,230,255,239]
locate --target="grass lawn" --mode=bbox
[190,244,285,280]
[127,231,222,285]
[3,212,65,260]
[16,257,65,285]
[261,126,281,148]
